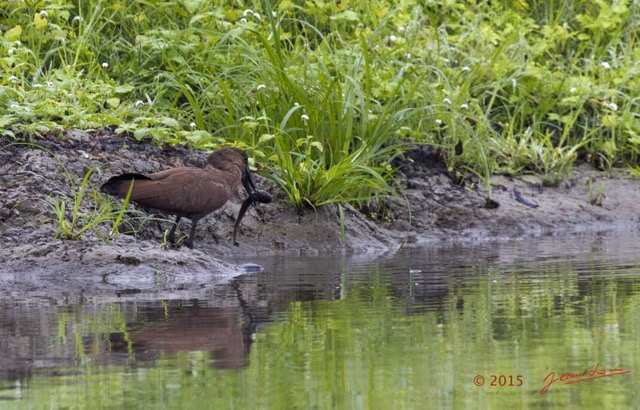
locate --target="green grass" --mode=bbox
[2,143,143,242]
[3,0,640,211]
[38,157,137,242]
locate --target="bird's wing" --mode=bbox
[127,168,232,216]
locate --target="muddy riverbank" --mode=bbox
[1,131,640,299]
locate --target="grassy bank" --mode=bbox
[2,0,640,209]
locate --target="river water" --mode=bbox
[1,234,638,408]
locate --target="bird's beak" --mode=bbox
[241,165,256,196]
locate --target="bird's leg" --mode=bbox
[168,215,181,244]
[185,219,198,249]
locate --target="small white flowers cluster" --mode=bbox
[240,9,266,23]
[102,62,109,68]
[441,97,469,110]
[291,103,309,122]
[256,84,267,91]
[601,61,611,70]
[189,122,197,128]
[39,10,48,19]
[604,102,618,111]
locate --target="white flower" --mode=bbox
[73,16,81,23]
[14,41,21,46]
[46,81,54,87]
[389,35,397,43]
[253,13,261,20]
[39,10,48,18]
[240,18,247,23]
[607,102,618,111]
[301,114,309,121]
[189,122,197,128]
[435,119,443,125]
[9,75,17,82]
[256,84,266,90]
[601,61,611,69]
[460,103,469,110]
[8,48,14,55]
[398,26,405,33]
[405,53,411,59]
[294,102,300,107]
[570,87,577,93]
[102,62,109,68]
[134,100,145,107]
[442,98,451,104]
[243,9,254,17]
[272,11,277,17]
[461,66,470,72]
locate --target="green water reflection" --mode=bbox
[2,239,640,409]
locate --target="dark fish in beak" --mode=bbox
[233,189,272,246]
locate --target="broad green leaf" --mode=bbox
[114,85,135,94]
[4,25,22,41]
[161,117,180,128]
[180,0,204,14]
[106,98,121,108]
[310,141,324,152]
[34,13,47,30]
[330,10,359,22]
[602,115,617,128]
[259,134,275,143]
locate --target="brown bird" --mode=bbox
[101,147,260,248]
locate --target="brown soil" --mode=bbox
[1,131,639,297]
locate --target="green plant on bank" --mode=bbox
[3,0,640,212]
[587,178,606,207]
[1,142,138,241]
[243,22,417,209]
[42,166,134,242]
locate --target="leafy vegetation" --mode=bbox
[5,143,144,242]
[2,0,640,209]
[39,158,139,242]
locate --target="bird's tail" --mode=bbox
[100,173,150,197]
